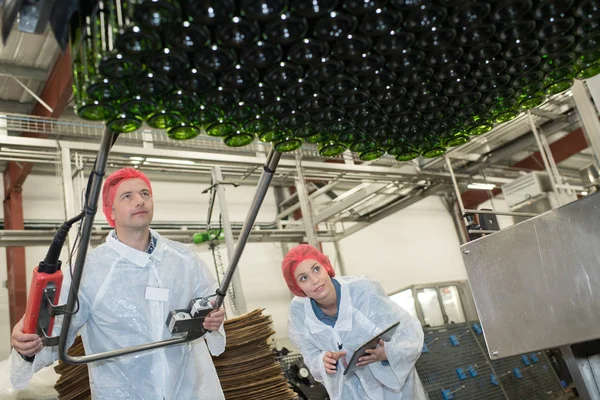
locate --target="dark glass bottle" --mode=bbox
[122,95,158,120]
[115,25,162,59]
[220,65,260,89]
[165,21,210,53]
[264,13,308,45]
[314,11,358,41]
[195,45,238,73]
[241,41,284,68]
[240,0,288,21]
[182,0,235,25]
[167,120,201,140]
[216,17,261,49]
[265,62,304,87]
[147,48,190,76]
[132,0,182,30]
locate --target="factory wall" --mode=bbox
[0,172,469,360]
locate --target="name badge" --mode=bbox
[145,287,169,302]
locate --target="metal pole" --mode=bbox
[60,146,76,253]
[528,110,567,206]
[445,155,466,215]
[572,80,600,165]
[294,154,319,247]
[463,209,538,218]
[333,240,346,275]
[213,149,282,309]
[211,166,247,315]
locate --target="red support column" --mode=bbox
[3,50,72,332]
[3,162,32,330]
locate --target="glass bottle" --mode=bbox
[360,69,397,92]
[516,82,546,110]
[284,78,321,102]
[195,45,238,73]
[337,88,371,108]
[132,0,181,30]
[301,93,336,114]
[164,90,199,115]
[331,33,373,60]
[457,24,496,47]
[265,62,304,87]
[374,31,415,55]
[224,128,256,147]
[227,102,260,125]
[147,109,182,130]
[220,65,260,90]
[167,120,201,140]
[177,68,217,94]
[133,72,174,98]
[264,13,308,45]
[319,140,348,157]
[189,105,223,130]
[240,0,288,21]
[107,113,143,134]
[241,41,284,69]
[148,48,190,76]
[205,87,242,110]
[541,53,577,95]
[115,25,162,58]
[359,8,403,37]
[291,0,338,18]
[323,74,359,96]
[313,11,358,41]
[273,128,303,152]
[403,5,448,32]
[265,97,297,116]
[165,21,210,53]
[244,114,279,142]
[243,83,281,106]
[488,98,520,123]
[491,0,532,23]
[302,57,342,81]
[216,16,261,49]
[414,27,457,52]
[122,95,158,120]
[99,52,144,80]
[182,0,235,25]
[457,104,493,136]
[287,38,330,65]
[448,2,490,26]
[497,20,536,43]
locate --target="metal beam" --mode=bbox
[295,154,319,247]
[313,182,388,224]
[572,79,600,165]
[0,100,33,114]
[337,184,450,239]
[0,63,48,80]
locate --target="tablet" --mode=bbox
[343,321,400,376]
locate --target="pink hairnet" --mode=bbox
[102,168,152,227]
[281,244,335,297]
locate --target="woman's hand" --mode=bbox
[323,350,347,374]
[356,339,387,367]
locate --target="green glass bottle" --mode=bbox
[133,72,174,98]
[458,105,493,136]
[244,114,278,142]
[107,113,143,133]
[206,118,238,138]
[224,129,256,147]
[87,77,129,102]
[272,129,303,152]
[227,102,260,126]
[319,140,348,157]
[488,99,520,123]
[147,109,182,130]
[132,0,182,30]
[189,105,223,130]
[167,120,201,140]
[516,82,546,110]
[115,25,162,58]
[417,133,447,159]
[122,95,158,120]
[574,50,600,79]
[164,90,200,115]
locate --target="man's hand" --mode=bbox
[11,316,43,357]
[356,339,387,367]
[203,304,225,332]
[323,350,346,374]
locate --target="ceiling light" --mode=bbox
[468,183,496,190]
[581,191,588,196]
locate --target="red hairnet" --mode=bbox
[102,168,152,227]
[281,244,335,297]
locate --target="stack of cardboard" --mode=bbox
[53,336,90,400]
[213,309,298,400]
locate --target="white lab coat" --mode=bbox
[288,276,426,400]
[11,229,226,400]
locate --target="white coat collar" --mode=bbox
[303,277,353,334]
[105,228,165,267]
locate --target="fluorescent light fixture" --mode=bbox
[145,157,195,165]
[467,183,496,190]
[129,156,144,161]
[581,191,588,196]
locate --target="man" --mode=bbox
[11,167,226,399]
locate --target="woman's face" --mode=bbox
[294,259,334,301]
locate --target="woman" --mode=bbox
[283,244,426,400]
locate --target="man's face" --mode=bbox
[111,178,154,230]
